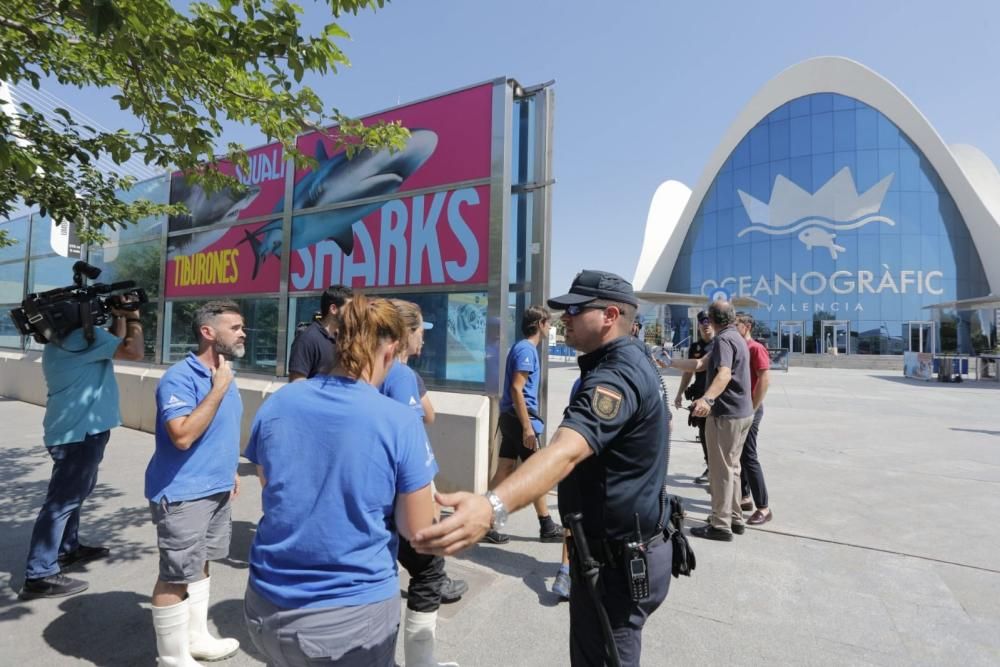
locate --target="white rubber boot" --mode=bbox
[187,577,239,661]
[403,609,459,667]
[152,599,203,667]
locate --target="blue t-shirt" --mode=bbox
[42,328,122,446]
[379,361,425,419]
[145,353,243,503]
[499,339,542,433]
[244,375,437,609]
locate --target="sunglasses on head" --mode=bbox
[564,303,608,316]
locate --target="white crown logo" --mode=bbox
[737,167,895,259]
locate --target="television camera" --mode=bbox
[9,261,148,346]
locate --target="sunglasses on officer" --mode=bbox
[564,302,616,316]
[698,318,711,326]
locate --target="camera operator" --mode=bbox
[19,300,144,600]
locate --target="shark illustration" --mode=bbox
[239,129,438,278]
[737,167,895,259]
[167,183,262,258]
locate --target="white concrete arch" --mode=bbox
[638,56,1000,295]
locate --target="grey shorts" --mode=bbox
[244,584,399,667]
[149,491,232,583]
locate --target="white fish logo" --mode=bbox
[737,167,895,259]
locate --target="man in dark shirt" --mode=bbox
[671,300,754,541]
[674,310,714,484]
[412,270,672,666]
[287,284,352,381]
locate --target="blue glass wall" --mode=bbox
[667,93,992,354]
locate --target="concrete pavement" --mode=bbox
[1,366,999,665]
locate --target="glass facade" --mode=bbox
[667,93,994,354]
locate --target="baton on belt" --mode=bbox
[565,513,622,667]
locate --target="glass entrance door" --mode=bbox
[907,321,935,353]
[778,320,804,354]
[821,320,850,355]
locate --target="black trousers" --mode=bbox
[568,538,672,667]
[739,405,769,508]
[397,537,446,612]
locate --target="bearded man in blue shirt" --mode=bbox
[145,300,246,666]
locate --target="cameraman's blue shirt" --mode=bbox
[145,353,242,503]
[42,328,122,446]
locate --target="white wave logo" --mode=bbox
[737,167,895,259]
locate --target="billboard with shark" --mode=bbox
[164,83,493,297]
[166,141,288,296]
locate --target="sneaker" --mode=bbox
[694,468,709,484]
[19,574,89,600]
[539,522,564,543]
[552,570,571,600]
[481,529,510,545]
[440,576,468,603]
[58,545,110,569]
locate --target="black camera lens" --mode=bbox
[72,261,102,281]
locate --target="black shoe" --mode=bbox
[732,523,746,535]
[440,576,468,603]
[481,529,510,545]
[694,468,709,484]
[539,522,564,543]
[689,524,733,542]
[58,545,110,569]
[19,574,89,600]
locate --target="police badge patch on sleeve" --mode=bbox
[592,386,623,420]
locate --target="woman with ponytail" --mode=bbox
[243,296,437,666]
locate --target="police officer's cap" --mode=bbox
[547,270,639,309]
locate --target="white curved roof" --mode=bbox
[637,56,1000,295]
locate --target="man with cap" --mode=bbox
[412,270,673,667]
[674,311,715,484]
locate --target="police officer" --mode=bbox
[413,270,672,667]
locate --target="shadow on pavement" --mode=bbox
[950,427,1000,436]
[454,545,564,607]
[211,597,265,661]
[0,445,156,593]
[43,591,154,666]
[870,373,1000,389]
[218,520,255,570]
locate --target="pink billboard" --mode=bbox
[166,141,287,296]
[164,82,494,297]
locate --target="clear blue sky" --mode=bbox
[42,0,1000,296]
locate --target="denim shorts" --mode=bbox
[149,491,232,583]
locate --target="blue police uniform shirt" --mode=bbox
[499,339,543,433]
[145,353,243,503]
[557,336,669,541]
[244,375,438,609]
[380,360,425,419]
[42,327,122,446]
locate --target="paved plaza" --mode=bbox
[1,366,999,666]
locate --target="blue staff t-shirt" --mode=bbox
[145,353,243,503]
[42,328,122,446]
[244,375,437,609]
[499,339,542,433]
[380,360,425,419]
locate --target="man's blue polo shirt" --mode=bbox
[499,339,543,433]
[145,352,243,503]
[42,328,122,446]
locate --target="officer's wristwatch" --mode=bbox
[704,397,716,408]
[485,490,508,529]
